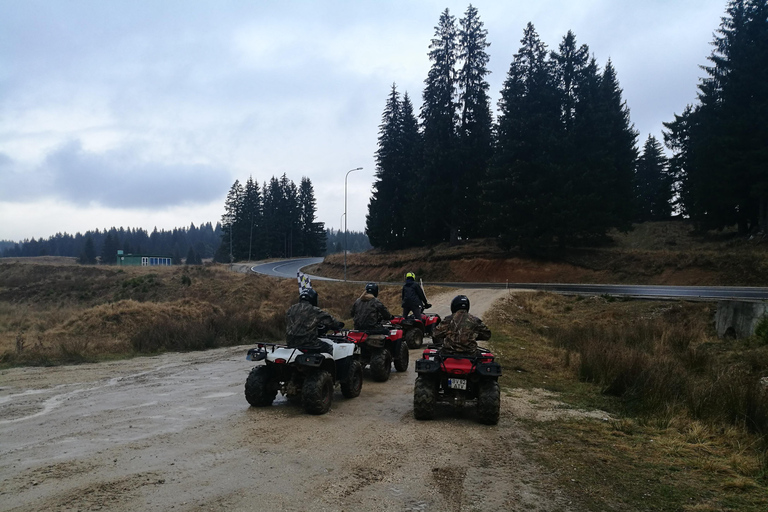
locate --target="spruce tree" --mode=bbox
[665,0,768,233]
[594,60,638,234]
[242,176,262,260]
[219,180,244,262]
[367,84,404,249]
[100,232,119,264]
[635,135,673,221]
[420,8,458,244]
[298,177,326,256]
[456,4,493,239]
[486,23,562,249]
[79,236,97,265]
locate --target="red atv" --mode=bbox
[391,308,441,349]
[413,345,502,424]
[332,324,409,382]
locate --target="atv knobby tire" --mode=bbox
[369,349,392,382]
[413,375,437,420]
[477,379,500,425]
[341,359,363,398]
[302,370,334,415]
[405,328,424,349]
[393,340,409,372]
[244,365,278,407]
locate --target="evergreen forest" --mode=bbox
[0,223,222,265]
[214,174,328,262]
[367,0,768,251]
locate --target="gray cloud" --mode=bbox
[43,140,230,208]
[0,0,732,240]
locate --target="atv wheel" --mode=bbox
[477,380,501,425]
[369,349,392,382]
[340,360,363,398]
[413,375,437,420]
[405,328,424,349]
[302,370,334,415]
[393,340,409,372]
[244,365,278,407]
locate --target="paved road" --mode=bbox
[250,257,768,300]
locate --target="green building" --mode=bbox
[116,250,173,266]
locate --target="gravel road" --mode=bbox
[0,289,577,512]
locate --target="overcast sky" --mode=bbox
[0,0,727,242]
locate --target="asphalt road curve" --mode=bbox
[251,257,768,300]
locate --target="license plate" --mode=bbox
[448,378,467,390]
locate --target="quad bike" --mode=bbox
[330,323,408,382]
[391,306,441,349]
[244,336,362,415]
[413,344,502,425]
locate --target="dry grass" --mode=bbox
[487,291,768,511]
[0,261,374,365]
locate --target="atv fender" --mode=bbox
[334,355,356,381]
[327,338,356,359]
[477,361,502,377]
[415,358,440,373]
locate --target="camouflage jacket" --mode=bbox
[285,301,342,347]
[432,310,491,354]
[350,292,392,330]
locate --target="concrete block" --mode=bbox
[715,300,768,339]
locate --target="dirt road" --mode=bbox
[0,289,576,511]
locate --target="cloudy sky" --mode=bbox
[0,0,727,242]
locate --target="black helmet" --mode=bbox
[450,295,470,313]
[365,282,379,297]
[299,288,318,307]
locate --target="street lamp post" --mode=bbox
[344,167,363,281]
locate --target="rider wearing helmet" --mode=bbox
[401,272,429,320]
[285,288,344,347]
[350,282,393,331]
[432,294,491,354]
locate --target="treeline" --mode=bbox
[214,174,327,262]
[367,1,767,251]
[1,223,222,263]
[325,229,372,254]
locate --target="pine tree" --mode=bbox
[79,236,97,265]
[420,8,458,244]
[594,60,638,234]
[219,180,244,262]
[486,23,562,249]
[367,84,403,249]
[635,135,673,221]
[100,232,119,264]
[298,177,326,256]
[665,0,768,233]
[456,4,493,239]
[242,176,262,260]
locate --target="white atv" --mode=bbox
[244,337,362,415]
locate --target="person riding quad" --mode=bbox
[432,295,491,354]
[350,283,393,332]
[285,289,344,347]
[401,272,430,319]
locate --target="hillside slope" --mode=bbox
[310,221,768,286]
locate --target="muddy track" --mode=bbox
[0,289,578,511]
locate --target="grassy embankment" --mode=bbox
[0,259,396,366]
[313,221,768,286]
[486,292,768,511]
